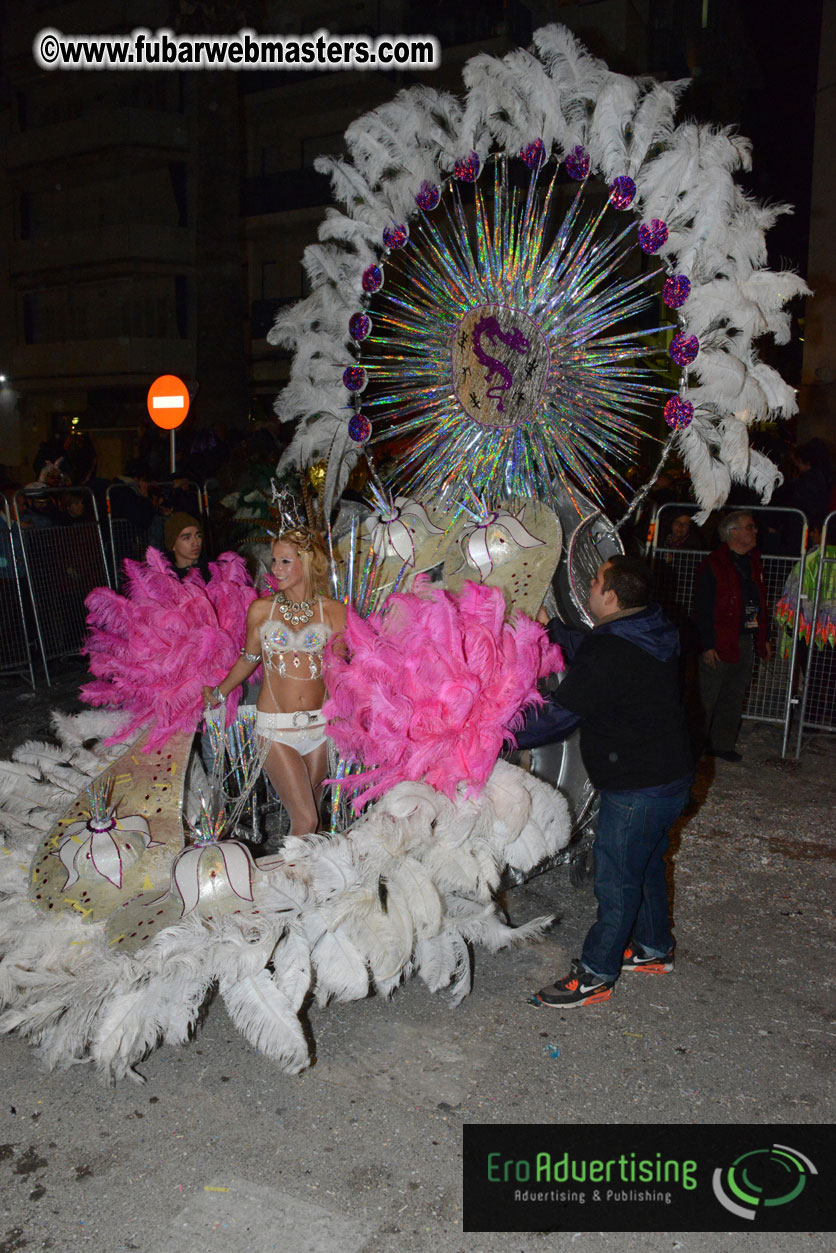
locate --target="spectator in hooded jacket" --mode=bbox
[516,556,693,1008]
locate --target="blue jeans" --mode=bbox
[581,786,690,983]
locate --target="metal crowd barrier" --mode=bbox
[12,486,111,686]
[793,509,836,754]
[0,495,35,688]
[105,478,204,587]
[650,504,808,758]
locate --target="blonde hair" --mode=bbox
[273,531,330,600]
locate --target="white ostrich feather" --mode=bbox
[412,840,490,901]
[445,896,555,951]
[635,124,701,213]
[689,348,749,404]
[386,855,445,939]
[718,416,751,482]
[375,779,447,831]
[677,424,732,519]
[445,928,473,1005]
[627,79,688,174]
[414,925,472,1004]
[51,709,126,748]
[89,982,169,1081]
[413,929,463,995]
[746,449,783,501]
[304,912,369,1005]
[749,360,799,417]
[501,822,551,875]
[740,271,810,345]
[462,50,557,156]
[270,925,312,1013]
[344,92,439,194]
[405,86,465,169]
[219,969,308,1073]
[313,154,375,213]
[514,766,573,853]
[478,772,530,844]
[587,73,640,182]
[533,25,607,151]
[682,278,765,347]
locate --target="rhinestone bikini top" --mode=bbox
[260,597,333,681]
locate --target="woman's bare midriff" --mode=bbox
[256,669,325,717]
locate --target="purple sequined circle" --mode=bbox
[664,397,694,430]
[520,139,546,169]
[609,175,636,211]
[565,145,590,181]
[669,333,700,367]
[638,219,669,253]
[383,223,408,250]
[348,312,372,342]
[663,274,691,309]
[454,151,480,182]
[361,265,383,294]
[415,181,441,211]
[348,413,372,443]
[342,365,367,393]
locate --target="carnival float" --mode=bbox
[0,25,806,1080]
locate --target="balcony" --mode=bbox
[6,108,189,170]
[10,224,193,277]
[241,167,332,217]
[11,338,196,389]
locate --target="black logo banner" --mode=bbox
[462,1123,834,1232]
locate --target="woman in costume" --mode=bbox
[202,520,346,837]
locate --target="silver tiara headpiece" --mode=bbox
[266,486,314,551]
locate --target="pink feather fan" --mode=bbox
[323,576,564,810]
[82,548,257,749]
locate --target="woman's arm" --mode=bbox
[201,598,266,707]
[324,598,349,658]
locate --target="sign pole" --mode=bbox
[146,375,190,474]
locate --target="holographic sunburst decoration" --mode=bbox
[358,158,670,509]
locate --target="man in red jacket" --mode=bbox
[694,511,773,762]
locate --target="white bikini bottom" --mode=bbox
[256,708,327,757]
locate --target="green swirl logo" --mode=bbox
[713,1144,817,1220]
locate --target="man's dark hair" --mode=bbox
[601,555,653,609]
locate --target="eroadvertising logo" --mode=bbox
[462,1124,833,1233]
[712,1143,817,1220]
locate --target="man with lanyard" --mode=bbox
[694,511,772,762]
[517,556,694,1008]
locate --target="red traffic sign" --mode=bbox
[147,375,190,430]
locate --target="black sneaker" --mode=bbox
[529,959,614,1008]
[621,945,674,974]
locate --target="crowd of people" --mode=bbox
[0,418,285,545]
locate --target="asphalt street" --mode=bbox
[0,662,833,1252]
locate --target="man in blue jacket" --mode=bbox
[519,556,694,1008]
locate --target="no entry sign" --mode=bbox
[147,375,190,429]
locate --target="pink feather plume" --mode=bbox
[81,547,257,749]
[323,577,563,810]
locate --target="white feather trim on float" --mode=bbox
[0,715,571,1081]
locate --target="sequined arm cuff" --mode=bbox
[240,649,262,664]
